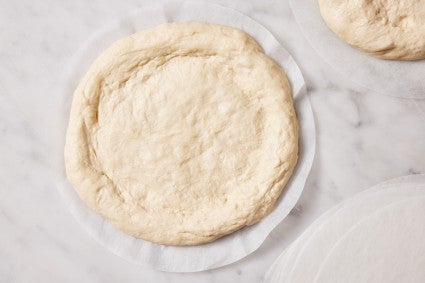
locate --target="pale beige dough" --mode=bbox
[318,0,425,60]
[64,23,298,246]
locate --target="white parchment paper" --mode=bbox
[264,174,425,282]
[289,0,425,99]
[57,1,315,272]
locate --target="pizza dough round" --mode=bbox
[64,23,298,246]
[318,0,425,60]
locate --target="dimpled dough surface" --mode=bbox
[64,23,298,246]
[318,0,425,60]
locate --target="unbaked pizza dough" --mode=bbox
[64,23,298,246]
[318,0,425,60]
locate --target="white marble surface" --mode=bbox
[1,0,425,282]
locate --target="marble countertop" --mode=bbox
[1,0,424,282]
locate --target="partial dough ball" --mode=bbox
[64,23,298,246]
[318,0,425,60]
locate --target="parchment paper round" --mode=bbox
[289,0,425,99]
[315,196,425,283]
[288,183,425,283]
[57,1,315,273]
[264,174,425,282]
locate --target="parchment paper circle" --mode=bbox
[57,1,315,272]
[264,174,425,282]
[289,0,425,99]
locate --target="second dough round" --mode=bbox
[318,0,425,60]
